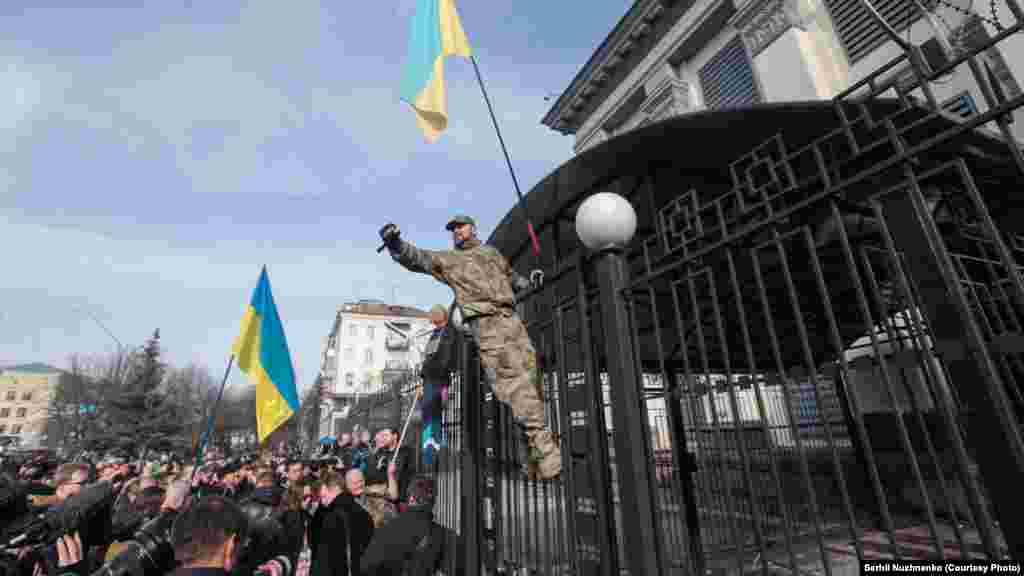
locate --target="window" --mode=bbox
[698,36,761,110]
[823,0,920,64]
[11,424,21,434]
[367,325,375,340]
[349,324,359,337]
[364,349,373,364]
[21,392,32,401]
[0,408,8,418]
[942,91,978,119]
[5,391,13,401]
[16,408,26,418]
[346,373,355,388]
[0,424,5,433]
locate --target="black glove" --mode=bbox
[377,223,402,253]
[529,269,544,288]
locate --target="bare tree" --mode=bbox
[164,363,217,455]
[49,352,132,456]
[299,382,322,455]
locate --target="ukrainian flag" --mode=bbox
[232,266,300,443]
[399,0,473,142]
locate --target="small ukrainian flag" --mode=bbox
[232,266,300,444]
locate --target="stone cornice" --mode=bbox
[542,0,671,134]
[730,0,815,56]
[574,0,731,146]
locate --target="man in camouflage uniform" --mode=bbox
[379,215,561,480]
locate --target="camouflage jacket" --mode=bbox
[391,237,529,319]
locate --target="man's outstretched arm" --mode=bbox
[390,240,441,278]
[380,222,446,282]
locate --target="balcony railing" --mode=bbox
[384,359,411,371]
[385,335,410,350]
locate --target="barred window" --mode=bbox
[942,91,978,118]
[698,36,761,110]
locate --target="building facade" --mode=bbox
[0,363,60,450]
[542,0,1024,153]
[540,0,1024,460]
[317,300,433,438]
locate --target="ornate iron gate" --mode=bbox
[438,2,1024,574]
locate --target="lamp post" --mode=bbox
[576,192,663,576]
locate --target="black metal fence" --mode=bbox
[345,2,1024,573]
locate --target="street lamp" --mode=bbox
[575,191,637,251]
[575,191,662,575]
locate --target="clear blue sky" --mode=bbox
[0,1,630,391]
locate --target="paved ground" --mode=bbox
[425,470,1009,575]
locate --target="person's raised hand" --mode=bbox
[56,532,83,568]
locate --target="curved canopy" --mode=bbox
[487,99,1020,373]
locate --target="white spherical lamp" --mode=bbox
[575,192,638,250]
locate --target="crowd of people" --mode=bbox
[0,427,438,576]
[0,212,556,576]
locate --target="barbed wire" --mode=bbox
[926,0,1005,31]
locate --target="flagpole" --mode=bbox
[392,387,421,467]
[469,55,541,258]
[190,354,235,485]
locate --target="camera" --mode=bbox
[91,511,177,576]
[1,481,116,553]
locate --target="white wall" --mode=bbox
[332,314,432,395]
[569,0,1024,157]
[847,4,1024,141]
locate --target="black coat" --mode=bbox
[309,495,374,576]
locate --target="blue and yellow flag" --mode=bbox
[399,0,473,142]
[232,266,299,444]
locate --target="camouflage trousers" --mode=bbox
[467,311,546,434]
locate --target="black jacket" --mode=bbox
[310,494,374,576]
[363,447,412,501]
[235,486,297,576]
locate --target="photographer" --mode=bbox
[171,496,248,576]
[25,533,87,576]
[235,469,302,576]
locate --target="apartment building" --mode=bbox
[0,363,60,450]
[317,300,433,437]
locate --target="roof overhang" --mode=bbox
[495,99,1021,264]
[541,0,689,135]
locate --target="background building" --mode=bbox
[0,363,60,450]
[317,300,433,438]
[543,0,1024,153]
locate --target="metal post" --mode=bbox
[391,375,402,433]
[665,369,705,575]
[593,247,663,576]
[878,186,1019,558]
[460,333,483,574]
